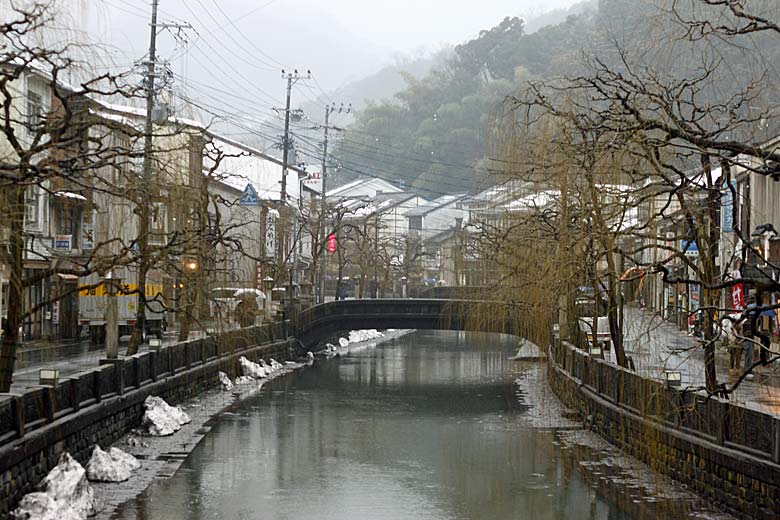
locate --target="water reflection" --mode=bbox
[115,331,631,520]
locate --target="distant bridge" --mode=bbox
[293,299,523,347]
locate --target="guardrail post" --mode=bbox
[43,386,55,422]
[11,394,24,439]
[69,378,80,412]
[181,343,188,370]
[150,351,158,382]
[133,357,141,389]
[93,370,102,403]
[99,359,124,396]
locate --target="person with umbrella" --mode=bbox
[234,290,261,328]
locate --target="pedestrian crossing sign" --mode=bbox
[240,183,259,206]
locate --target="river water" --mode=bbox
[114,331,632,520]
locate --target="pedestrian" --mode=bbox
[722,317,740,372]
[235,298,257,328]
[741,297,758,379]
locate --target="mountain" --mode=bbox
[523,0,599,34]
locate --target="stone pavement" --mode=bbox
[9,330,211,393]
[615,306,780,415]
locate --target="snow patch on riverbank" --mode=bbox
[142,396,192,436]
[320,329,394,358]
[12,453,100,520]
[85,446,139,483]
[218,371,234,391]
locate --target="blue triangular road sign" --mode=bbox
[240,183,259,206]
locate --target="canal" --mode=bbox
[114,330,632,519]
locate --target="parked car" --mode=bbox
[575,296,612,351]
[209,288,265,323]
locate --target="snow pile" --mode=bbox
[12,453,100,520]
[218,371,234,391]
[234,375,259,385]
[239,356,268,379]
[510,338,545,361]
[348,329,383,343]
[319,330,387,358]
[85,446,140,482]
[142,396,191,436]
[238,356,294,381]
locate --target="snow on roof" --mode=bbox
[94,100,207,130]
[503,190,558,211]
[205,134,298,203]
[405,194,466,217]
[341,191,416,219]
[326,178,403,199]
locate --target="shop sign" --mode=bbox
[54,235,72,251]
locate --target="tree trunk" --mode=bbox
[0,185,26,392]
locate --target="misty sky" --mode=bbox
[77,0,583,144]
[281,0,584,51]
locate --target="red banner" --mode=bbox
[731,282,745,310]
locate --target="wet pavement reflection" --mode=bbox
[114,331,632,520]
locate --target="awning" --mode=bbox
[57,273,79,280]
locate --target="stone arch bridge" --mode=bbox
[292,299,525,348]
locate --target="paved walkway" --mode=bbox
[8,330,213,393]
[614,306,780,415]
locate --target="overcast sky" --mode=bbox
[75,0,583,143]
[280,0,584,51]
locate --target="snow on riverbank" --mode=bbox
[85,446,140,483]
[12,453,100,520]
[142,396,192,436]
[218,371,234,391]
[320,329,410,358]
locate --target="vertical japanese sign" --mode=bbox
[327,233,337,253]
[51,301,59,324]
[265,210,277,258]
[730,270,744,310]
[255,264,263,289]
[81,210,94,250]
[722,181,735,232]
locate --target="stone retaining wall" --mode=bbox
[549,338,780,519]
[0,323,298,517]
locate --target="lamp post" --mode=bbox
[178,259,198,342]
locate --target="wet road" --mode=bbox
[113,331,632,520]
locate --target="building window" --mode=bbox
[409,216,423,231]
[57,205,78,235]
[24,187,40,228]
[26,90,43,137]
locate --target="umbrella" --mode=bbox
[746,303,776,318]
[233,288,266,300]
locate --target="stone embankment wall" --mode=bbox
[548,338,780,520]
[0,323,298,516]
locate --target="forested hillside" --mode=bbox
[333,10,597,195]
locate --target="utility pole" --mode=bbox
[318,103,350,303]
[128,0,159,354]
[277,69,309,306]
[128,1,192,353]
